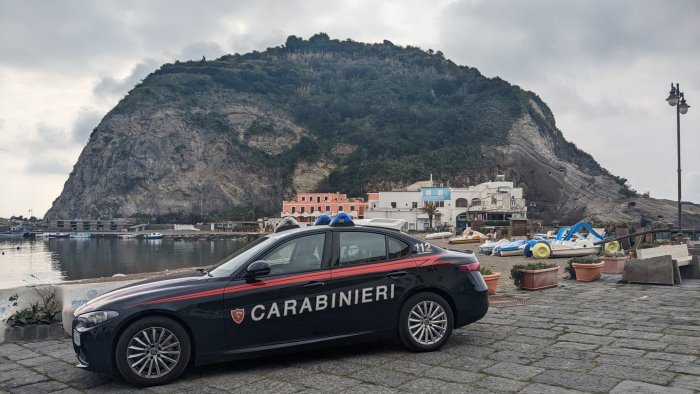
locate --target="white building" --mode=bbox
[365,175,527,231]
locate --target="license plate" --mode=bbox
[73,329,81,346]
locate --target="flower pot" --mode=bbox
[572,262,604,282]
[519,267,558,290]
[601,256,629,274]
[482,272,501,295]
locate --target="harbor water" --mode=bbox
[0,237,249,289]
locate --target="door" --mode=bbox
[326,231,417,336]
[223,232,333,351]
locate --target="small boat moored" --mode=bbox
[145,232,164,240]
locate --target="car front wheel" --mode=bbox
[115,316,191,386]
[398,292,453,351]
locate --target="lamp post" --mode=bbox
[665,83,691,243]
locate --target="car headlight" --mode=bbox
[76,311,119,328]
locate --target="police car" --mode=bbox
[72,213,489,386]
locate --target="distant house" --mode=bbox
[281,192,368,223]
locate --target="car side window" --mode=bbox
[261,233,325,276]
[387,237,410,259]
[338,232,387,266]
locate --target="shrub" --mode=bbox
[8,287,61,327]
[566,255,600,280]
[602,250,627,258]
[510,262,557,287]
[480,266,493,276]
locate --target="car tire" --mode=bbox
[398,292,453,352]
[115,316,191,386]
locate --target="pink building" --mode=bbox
[281,193,368,223]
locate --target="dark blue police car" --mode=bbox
[72,213,489,386]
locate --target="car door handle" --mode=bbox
[386,271,407,279]
[302,281,326,288]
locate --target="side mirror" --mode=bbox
[245,260,270,281]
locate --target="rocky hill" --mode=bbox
[46,34,700,226]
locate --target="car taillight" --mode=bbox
[458,261,480,272]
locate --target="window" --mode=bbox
[455,198,468,208]
[302,196,306,201]
[471,198,481,207]
[325,205,331,212]
[350,205,355,211]
[291,207,296,214]
[412,202,418,209]
[339,205,344,212]
[324,196,329,201]
[390,202,397,208]
[388,237,410,259]
[262,234,325,275]
[310,206,315,213]
[317,196,321,203]
[338,232,387,266]
[301,207,305,213]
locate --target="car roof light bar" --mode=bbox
[314,214,332,226]
[329,212,354,227]
[274,216,301,233]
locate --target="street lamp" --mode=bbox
[665,83,691,243]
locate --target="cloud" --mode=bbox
[25,157,74,175]
[93,59,162,99]
[72,108,103,143]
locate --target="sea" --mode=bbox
[0,237,249,289]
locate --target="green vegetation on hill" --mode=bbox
[109,33,618,198]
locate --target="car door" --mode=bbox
[223,231,334,351]
[325,230,418,336]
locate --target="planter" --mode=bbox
[519,267,558,290]
[3,323,66,343]
[572,262,604,282]
[482,272,501,295]
[601,256,629,274]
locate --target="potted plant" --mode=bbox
[566,255,604,282]
[510,262,558,291]
[480,266,501,295]
[600,250,629,274]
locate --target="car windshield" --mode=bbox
[209,236,274,277]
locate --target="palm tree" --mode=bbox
[421,201,440,229]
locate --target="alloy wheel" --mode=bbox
[408,300,448,345]
[126,327,181,379]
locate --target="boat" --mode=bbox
[145,232,164,240]
[0,227,26,238]
[48,232,70,239]
[69,232,92,238]
[526,221,620,259]
[448,229,486,244]
[425,232,453,240]
[493,239,529,256]
[479,239,510,254]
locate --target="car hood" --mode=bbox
[75,271,212,315]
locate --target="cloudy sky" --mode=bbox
[1,0,699,218]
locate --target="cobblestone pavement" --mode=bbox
[1,278,699,393]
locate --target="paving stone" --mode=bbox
[441,343,495,358]
[490,340,541,353]
[595,346,646,357]
[474,375,527,392]
[519,383,586,394]
[489,350,542,365]
[263,366,317,380]
[397,378,477,393]
[482,361,544,381]
[604,323,666,333]
[231,378,301,394]
[610,330,664,340]
[663,344,700,356]
[50,388,85,394]
[9,380,69,393]
[590,363,675,385]
[295,373,361,391]
[595,354,672,370]
[613,338,669,351]
[558,333,615,346]
[398,350,457,366]
[660,334,700,347]
[350,368,413,387]
[669,363,700,376]
[0,368,49,389]
[380,359,433,376]
[644,352,697,363]
[557,325,612,336]
[442,355,496,371]
[15,356,56,368]
[533,369,621,392]
[340,353,392,367]
[671,374,700,391]
[531,356,596,371]
[551,341,600,351]
[610,380,693,393]
[511,327,560,339]
[341,383,397,393]
[421,366,481,383]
